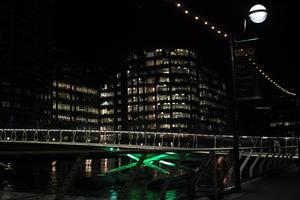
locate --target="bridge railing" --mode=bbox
[0,128,298,200]
[0,129,298,151]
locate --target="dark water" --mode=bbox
[0,158,191,200]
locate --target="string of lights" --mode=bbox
[175,2,230,38]
[174,1,297,97]
[247,56,296,96]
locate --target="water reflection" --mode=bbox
[84,159,92,177]
[2,158,190,200]
[108,188,118,200]
[48,160,57,193]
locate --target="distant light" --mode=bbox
[249,4,268,23]
[176,3,181,7]
[184,10,189,14]
[256,106,272,110]
[195,16,199,20]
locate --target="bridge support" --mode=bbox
[118,153,146,200]
[54,153,88,200]
[249,151,262,177]
[160,153,185,200]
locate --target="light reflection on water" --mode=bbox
[0,159,187,200]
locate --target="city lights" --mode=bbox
[174,1,296,97]
[175,2,231,39]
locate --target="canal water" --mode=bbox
[0,158,191,200]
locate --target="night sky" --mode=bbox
[53,0,299,95]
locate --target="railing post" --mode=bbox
[249,149,262,177]
[298,137,300,166]
[212,150,218,200]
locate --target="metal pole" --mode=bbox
[229,35,241,192]
[212,150,218,200]
[297,136,300,167]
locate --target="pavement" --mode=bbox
[224,165,300,200]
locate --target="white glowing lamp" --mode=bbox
[249,4,268,23]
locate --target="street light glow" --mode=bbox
[249,4,268,23]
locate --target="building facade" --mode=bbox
[99,48,228,134]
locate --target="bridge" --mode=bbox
[1,129,299,200]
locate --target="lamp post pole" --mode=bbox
[229,4,268,191]
[229,35,241,192]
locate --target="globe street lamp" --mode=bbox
[244,4,268,32]
[249,4,268,23]
[231,4,268,192]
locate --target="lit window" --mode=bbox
[147,105,156,111]
[146,114,156,120]
[157,84,169,92]
[146,78,155,84]
[146,87,155,93]
[101,92,114,97]
[159,124,171,129]
[159,77,169,83]
[156,58,169,65]
[157,102,171,110]
[158,112,170,119]
[147,96,156,102]
[145,51,155,58]
[157,94,170,101]
[145,60,155,66]
[157,68,169,74]
[172,111,191,119]
[172,123,188,128]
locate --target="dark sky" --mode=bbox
[53,0,299,95]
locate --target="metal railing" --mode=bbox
[1,128,298,200]
[0,129,298,151]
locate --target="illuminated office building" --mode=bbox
[99,73,123,131]
[51,61,103,130]
[52,79,99,129]
[268,96,299,137]
[121,48,228,133]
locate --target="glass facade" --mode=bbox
[52,80,99,129]
[123,48,228,133]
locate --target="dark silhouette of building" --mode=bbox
[0,0,53,128]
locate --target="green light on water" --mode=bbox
[0,162,7,167]
[100,153,173,176]
[108,188,118,200]
[165,189,177,200]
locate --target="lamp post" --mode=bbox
[230,4,268,192]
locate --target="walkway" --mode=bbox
[224,164,300,200]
